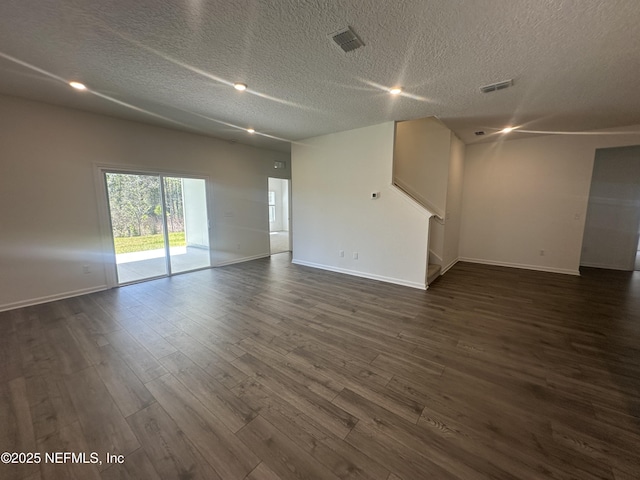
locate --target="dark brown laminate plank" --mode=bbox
[103,330,167,384]
[118,320,177,360]
[289,347,424,424]
[237,337,343,401]
[145,373,259,480]
[0,329,23,383]
[2,257,639,478]
[233,377,388,480]
[164,331,248,388]
[344,422,459,480]
[93,344,156,418]
[0,377,39,480]
[334,388,519,480]
[65,296,122,335]
[233,352,357,439]
[43,319,90,375]
[158,351,256,433]
[127,402,222,480]
[236,415,341,480]
[65,313,108,365]
[99,448,162,480]
[245,462,284,480]
[37,421,101,480]
[25,374,78,442]
[63,367,139,469]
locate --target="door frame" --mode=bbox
[94,163,213,287]
[267,177,292,254]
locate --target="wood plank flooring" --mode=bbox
[1,254,640,479]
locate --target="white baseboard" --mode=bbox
[0,254,275,313]
[441,258,459,275]
[579,261,632,271]
[458,257,580,276]
[291,259,427,290]
[215,253,271,267]
[0,285,109,313]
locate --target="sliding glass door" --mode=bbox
[165,176,210,274]
[105,172,210,284]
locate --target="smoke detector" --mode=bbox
[329,26,365,53]
[480,79,513,93]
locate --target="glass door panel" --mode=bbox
[105,173,168,284]
[164,177,210,274]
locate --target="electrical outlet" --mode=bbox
[83,264,90,274]
[339,250,344,257]
[353,252,359,260]
[539,249,545,256]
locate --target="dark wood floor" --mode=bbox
[1,254,640,480]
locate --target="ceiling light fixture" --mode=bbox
[500,126,515,133]
[389,87,403,95]
[247,128,255,134]
[69,81,86,90]
[234,83,247,91]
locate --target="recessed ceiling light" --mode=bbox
[69,81,86,90]
[247,128,255,134]
[389,87,403,95]
[500,126,515,133]
[234,83,247,91]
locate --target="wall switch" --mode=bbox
[371,192,380,199]
[353,252,359,260]
[339,250,344,257]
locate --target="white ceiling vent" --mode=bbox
[480,79,513,93]
[329,26,365,53]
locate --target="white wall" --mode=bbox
[183,178,209,248]
[442,134,465,271]
[581,145,640,270]
[393,117,451,218]
[0,95,289,311]
[292,123,431,289]
[460,127,640,275]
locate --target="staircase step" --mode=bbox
[427,264,442,285]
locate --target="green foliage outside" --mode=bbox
[114,232,186,254]
[106,173,185,238]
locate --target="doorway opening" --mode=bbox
[104,171,211,284]
[268,177,291,254]
[580,145,640,271]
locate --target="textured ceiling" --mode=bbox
[1,0,639,152]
